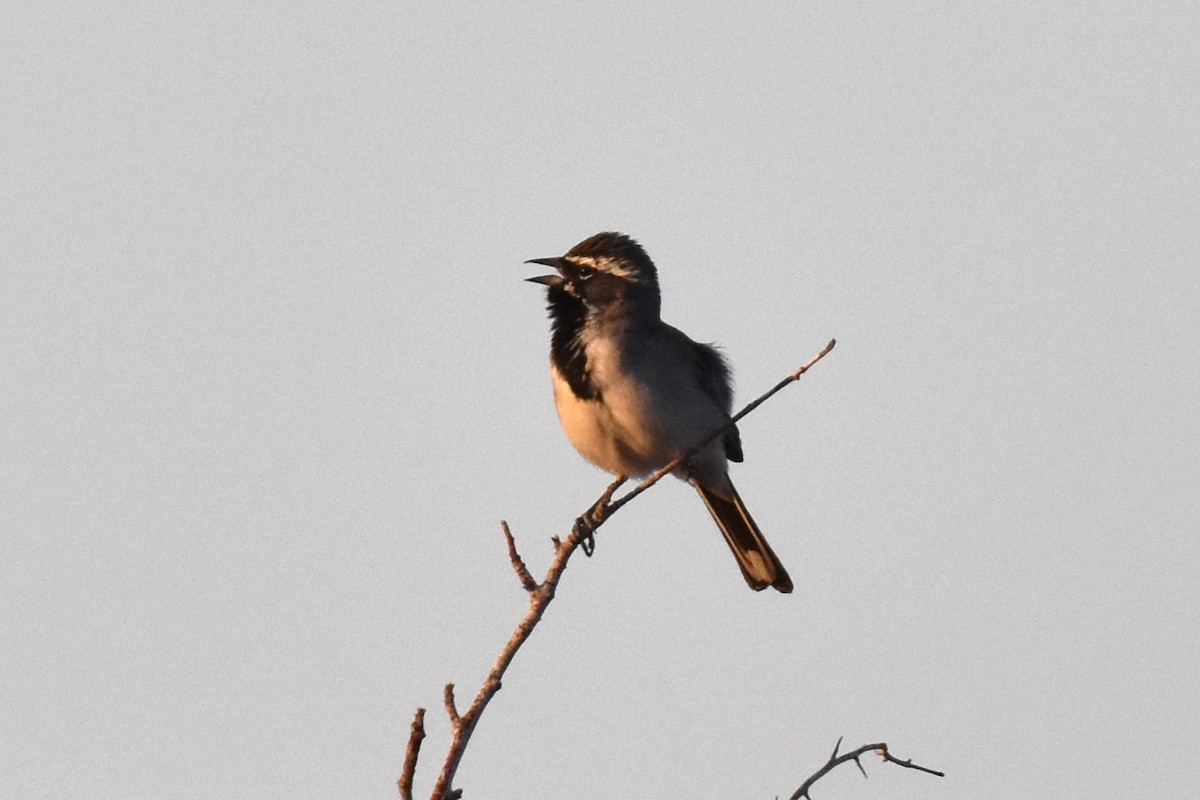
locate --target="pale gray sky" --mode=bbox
[3,3,1198,799]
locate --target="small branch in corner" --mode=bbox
[787,737,944,800]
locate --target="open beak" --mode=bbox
[524,257,567,287]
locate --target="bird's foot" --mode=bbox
[575,520,596,556]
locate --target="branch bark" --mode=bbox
[402,340,837,799]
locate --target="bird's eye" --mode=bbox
[575,266,596,280]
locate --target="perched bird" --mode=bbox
[526,232,792,592]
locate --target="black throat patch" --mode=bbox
[545,283,600,401]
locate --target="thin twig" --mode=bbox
[501,520,537,592]
[397,707,425,800]
[787,737,944,800]
[880,748,946,777]
[407,340,836,800]
[443,684,459,724]
[603,338,835,517]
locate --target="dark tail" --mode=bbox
[695,480,793,593]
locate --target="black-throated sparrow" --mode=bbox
[526,232,793,593]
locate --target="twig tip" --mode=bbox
[443,683,460,723]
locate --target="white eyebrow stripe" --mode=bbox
[568,255,638,278]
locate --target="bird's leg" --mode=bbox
[575,475,627,557]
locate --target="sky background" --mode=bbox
[3,2,1198,799]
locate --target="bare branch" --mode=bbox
[397,707,425,800]
[501,520,537,592]
[787,739,944,800]
[400,340,836,800]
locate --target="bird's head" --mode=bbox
[526,232,661,319]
